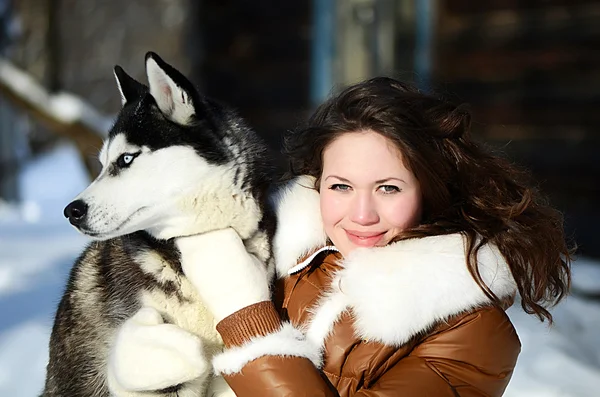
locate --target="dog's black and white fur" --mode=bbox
[42,53,276,397]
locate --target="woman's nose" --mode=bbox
[349,193,379,225]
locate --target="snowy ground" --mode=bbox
[1,143,599,396]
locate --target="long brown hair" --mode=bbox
[284,77,572,323]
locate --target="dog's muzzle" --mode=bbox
[64,199,89,227]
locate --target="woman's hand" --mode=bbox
[176,228,271,322]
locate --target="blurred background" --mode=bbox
[0,0,599,396]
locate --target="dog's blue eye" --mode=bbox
[117,152,139,168]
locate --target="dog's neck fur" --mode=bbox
[145,167,262,242]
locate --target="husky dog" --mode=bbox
[42,52,275,396]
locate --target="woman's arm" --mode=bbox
[214,306,519,397]
[177,229,337,396]
[213,301,338,397]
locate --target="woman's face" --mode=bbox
[319,130,422,257]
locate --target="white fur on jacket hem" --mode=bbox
[212,322,322,375]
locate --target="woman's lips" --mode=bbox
[345,230,386,247]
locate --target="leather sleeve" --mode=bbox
[221,355,455,397]
[213,301,337,396]
[217,306,520,397]
[223,356,339,397]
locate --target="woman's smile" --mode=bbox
[344,230,386,247]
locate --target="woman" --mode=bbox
[112,77,572,396]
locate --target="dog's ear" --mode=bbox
[113,66,147,106]
[145,52,199,126]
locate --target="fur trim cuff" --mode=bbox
[212,323,322,375]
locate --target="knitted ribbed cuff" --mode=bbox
[216,301,282,348]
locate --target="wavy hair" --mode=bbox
[284,77,572,323]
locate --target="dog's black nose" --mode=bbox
[64,200,88,225]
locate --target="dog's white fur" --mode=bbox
[134,251,224,356]
[114,69,129,106]
[78,60,262,242]
[83,134,260,241]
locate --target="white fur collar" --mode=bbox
[272,176,517,347]
[337,234,515,346]
[271,175,328,277]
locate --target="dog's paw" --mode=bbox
[107,307,210,393]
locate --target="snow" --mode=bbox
[1,143,599,396]
[0,144,88,396]
[505,297,600,396]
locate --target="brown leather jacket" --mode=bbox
[212,177,521,396]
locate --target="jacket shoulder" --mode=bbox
[411,306,521,396]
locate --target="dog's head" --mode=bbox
[64,53,266,240]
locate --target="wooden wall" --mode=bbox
[436,0,600,256]
[194,1,312,153]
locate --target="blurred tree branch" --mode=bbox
[0,57,110,179]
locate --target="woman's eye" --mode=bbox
[378,185,400,194]
[330,184,351,192]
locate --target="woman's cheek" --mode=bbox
[320,190,344,227]
[386,196,422,229]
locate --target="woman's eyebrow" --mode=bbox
[375,177,406,184]
[325,175,351,183]
[325,176,407,184]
